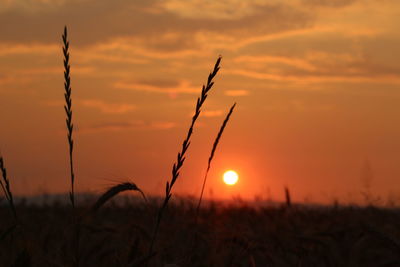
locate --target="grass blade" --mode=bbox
[148,56,222,258]
[91,182,147,212]
[62,26,76,208]
[196,103,236,215]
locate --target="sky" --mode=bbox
[1,0,400,204]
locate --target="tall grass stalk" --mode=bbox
[91,182,146,213]
[196,103,236,215]
[0,156,17,220]
[62,26,81,267]
[62,26,76,209]
[148,56,222,256]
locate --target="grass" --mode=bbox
[62,26,76,209]
[91,182,146,213]
[1,200,400,266]
[148,55,223,258]
[196,103,236,216]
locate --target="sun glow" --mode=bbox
[223,170,239,186]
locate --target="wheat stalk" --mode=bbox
[148,56,222,257]
[196,102,236,215]
[91,182,147,212]
[0,156,17,220]
[62,26,76,208]
[62,26,81,267]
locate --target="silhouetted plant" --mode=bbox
[91,182,146,213]
[196,103,236,215]
[148,56,222,257]
[62,26,76,209]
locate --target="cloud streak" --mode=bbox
[79,120,177,133]
[224,90,249,96]
[114,80,200,96]
[228,69,400,84]
[80,99,136,114]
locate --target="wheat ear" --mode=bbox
[196,103,236,215]
[91,182,147,212]
[62,26,76,208]
[148,56,222,256]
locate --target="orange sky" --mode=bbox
[1,0,400,204]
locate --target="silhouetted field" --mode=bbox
[1,197,400,266]
[2,27,399,267]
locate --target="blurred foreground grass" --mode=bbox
[1,197,400,266]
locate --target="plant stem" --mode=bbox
[147,56,222,257]
[62,25,75,209]
[196,103,236,216]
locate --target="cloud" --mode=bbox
[80,120,177,133]
[43,99,137,114]
[42,99,137,115]
[0,0,389,59]
[82,121,144,133]
[302,0,358,8]
[114,80,200,97]
[1,0,398,91]
[233,55,316,71]
[227,50,400,85]
[79,99,136,114]
[0,0,387,64]
[150,121,176,129]
[0,43,58,56]
[0,0,67,13]
[0,0,312,48]
[0,65,94,88]
[159,0,283,20]
[264,99,336,112]
[201,110,223,117]
[224,90,249,96]
[78,35,205,61]
[228,69,400,84]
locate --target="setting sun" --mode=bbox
[223,170,239,186]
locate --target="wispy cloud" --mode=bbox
[80,99,136,114]
[79,120,177,133]
[301,0,358,8]
[114,79,200,97]
[0,0,312,47]
[43,99,137,114]
[0,0,67,13]
[150,121,176,129]
[201,110,224,117]
[227,49,400,85]
[0,43,59,56]
[264,99,336,112]
[80,121,144,133]
[233,55,316,72]
[224,90,249,96]
[159,0,281,20]
[228,68,400,84]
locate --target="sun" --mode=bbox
[223,170,239,186]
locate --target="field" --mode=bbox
[1,197,400,266]
[2,26,400,267]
